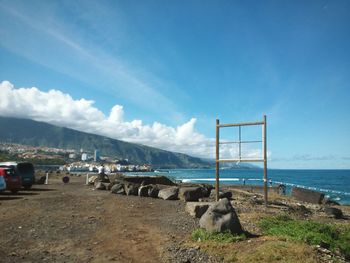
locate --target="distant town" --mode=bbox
[0,143,153,172]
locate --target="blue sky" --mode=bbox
[1,0,350,168]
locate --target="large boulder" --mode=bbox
[124,176,176,186]
[186,202,212,218]
[138,185,152,197]
[88,175,98,185]
[95,182,106,190]
[148,185,159,198]
[105,182,114,191]
[111,183,125,195]
[200,185,214,198]
[125,183,139,196]
[158,187,179,200]
[324,207,343,219]
[179,187,204,202]
[322,198,340,206]
[36,176,46,185]
[210,189,233,200]
[199,198,243,234]
[292,187,325,204]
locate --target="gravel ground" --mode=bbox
[0,175,222,263]
[1,174,349,263]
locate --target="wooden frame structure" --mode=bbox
[215,115,268,206]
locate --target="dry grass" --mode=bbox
[236,240,318,263]
[191,237,318,263]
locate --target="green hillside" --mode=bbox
[0,116,211,168]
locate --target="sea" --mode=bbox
[147,169,350,205]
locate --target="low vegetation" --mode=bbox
[191,228,317,262]
[192,228,246,243]
[258,215,350,259]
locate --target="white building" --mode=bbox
[81,153,88,161]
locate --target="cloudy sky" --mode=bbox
[1,0,350,168]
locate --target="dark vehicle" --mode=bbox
[0,167,21,193]
[0,162,35,189]
[0,171,5,192]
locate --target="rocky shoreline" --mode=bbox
[1,172,348,263]
[87,173,349,262]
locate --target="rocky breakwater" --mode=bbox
[94,175,216,202]
[94,175,245,237]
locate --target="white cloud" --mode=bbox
[0,2,181,119]
[0,81,264,160]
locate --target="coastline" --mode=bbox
[120,168,350,205]
[1,172,349,262]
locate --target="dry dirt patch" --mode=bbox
[0,176,197,263]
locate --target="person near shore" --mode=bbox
[97,164,105,182]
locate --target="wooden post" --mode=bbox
[216,119,220,201]
[263,115,268,206]
[239,126,241,160]
[216,116,267,204]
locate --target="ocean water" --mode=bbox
[158,169,350,205]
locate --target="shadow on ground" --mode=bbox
[0,196,23,201]
[0,192,38,196]
[25,188,56,192]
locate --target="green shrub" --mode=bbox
[191,228,246,243]
[258,215,350,259]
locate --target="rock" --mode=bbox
[95,182,106,190]
[288,204,312,217]
[186,202,211,218]
[110,183,125,195]
[199,198,243,234]
[124,176,176,186]
[179,187,204,202]
[220,191,233,199]
[124,183,139,196]
[105,183,114,191]
[324,207,343,219]
[320,240,330,249]
[210,189,233,200]
[138,185,151,197]
[200,185,214,198]
[292,187,325,204]
[322,198,340,206]
[148,185,159,198]
[36,176,46,184]
[158,187,179,200]
[248,196,264,205]
[278,184,286,195]
[88,175,98,185]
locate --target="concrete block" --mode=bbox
[292,187,325,204]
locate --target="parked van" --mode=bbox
[0,162,35,189]
[0,167,21,193]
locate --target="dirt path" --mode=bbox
[0,176,197,263]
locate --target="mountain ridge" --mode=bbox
[0,116,211,168]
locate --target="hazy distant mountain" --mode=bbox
[0,116,210,168]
